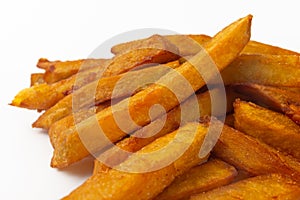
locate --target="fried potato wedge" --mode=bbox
[37,58,108,83]
[33,61,180,129]
[51,15,252,168]
[112,34,299,56]
[232,83,300,125]
[233,100,300,160]
[190,174,300,200]
[154,159,237,200]
[222,54,300,87]
[30,73,45,86]
[213,124,300,182]
[11,37,179,110]
[62,122,211,200]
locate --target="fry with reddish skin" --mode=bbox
[33,61,180,129]
[50,15,252,168]
[11,37,179,110]
[62,122,211,200]
[154,159,237,200]
[213,124,300,182]
[190,174,300,200]
[30,73,45,86]
[38,58,108,84]
[221,54,300,87]
[232,83,300,125]
[233,100,300,160]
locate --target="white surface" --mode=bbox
[1,1,299,199]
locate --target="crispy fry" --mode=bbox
[11,37,179,110]
[222,54,300,87]
[232,83,300,124]
[154,159,237,200]
[51,15,252,168]
[233,100,300,160]
[190,174,300,200]
[33,61,180,129]
[62,122,211,200]
[30,73,45,86]
[37,58,108,83]
[213,124,300,182]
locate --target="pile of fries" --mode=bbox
[11,15,300,199]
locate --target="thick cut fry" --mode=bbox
[213,124,300,182]
[190,174,300,200]
[233,100,300,160]
[33,61,180,129]
[232,83,300,125]
[11,37,179,110]
[112,34,299,56]
[222,54,300,87]
[51,15,252,168]
[37,58,108,83]
[92,87,240,174]
[63,122,211,200]
[30,73,45,86]
[155,159,237,200]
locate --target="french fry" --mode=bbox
[232,83,300,125]
[33,61,180,129]
[50,15,252,168]
[37,58,108,83]
[233,100,300,160]
[154,159,237,200]
[62,121,211,200]
[221,54,300,87]
[30,73,45,86]
[190,174,300,200]
[11,37,179,110]
[92,87,241,174]
[213,124,300,182]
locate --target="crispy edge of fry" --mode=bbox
[221,54,300,87]
[213,124,300,182]
[62,121,211,200]
[33,61,180,130]
[154,158,237,200]
[30,73,45,86]
[233,99,300,160]
[190,174,300,200]
[50,15,252,168]
[232,83,300,125]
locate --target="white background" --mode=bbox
[1,1,299,199]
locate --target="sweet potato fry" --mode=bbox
[232,83,300,124]
[33,61,180,129]
[11,37,179,110]
[30,73,45,86]
[190,174,300,200]
[62,122,211,200]
[213,124,300,182]
[37,58,108,83]
[154,159,237,200]
[51,15,252,168]
[222,54,300,87]
[233,100,300,160]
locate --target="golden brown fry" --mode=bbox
[190,174,300,200]
[30,73,45,86]
[234,100,300,160]
[213,124,300,182]
[51,15,252,168]
[232,83,300,125]
[222,54,300,87]
[63,122,211,200]
[154,159,237,200]
[37,58,108,84]
[11,37,179,110]
[33,61,180,129]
